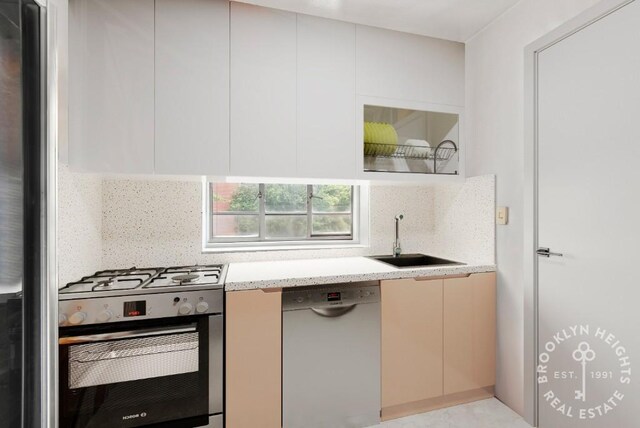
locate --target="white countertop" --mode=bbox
[224,256,496,291]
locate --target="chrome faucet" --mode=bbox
[393,214,404,257]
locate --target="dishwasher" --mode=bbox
[282,282,380,428]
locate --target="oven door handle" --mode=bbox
[59,324,198,345]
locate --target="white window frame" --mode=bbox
[201,179,369,253]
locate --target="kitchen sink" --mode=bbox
[370,253,464,268]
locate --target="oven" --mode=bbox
[58,289,223,428]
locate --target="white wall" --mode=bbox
[465,0,601,416]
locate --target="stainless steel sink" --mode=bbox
[370,253,464,268]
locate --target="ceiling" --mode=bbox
[234,0,522,42]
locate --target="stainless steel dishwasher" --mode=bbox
[282,282,380,428]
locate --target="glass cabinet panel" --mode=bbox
[363,105,459,175]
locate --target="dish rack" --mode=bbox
[364,140,458,174]
[364,140,458,160]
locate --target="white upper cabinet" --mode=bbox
[297,15,356,180]
[230,3,297,177]
[155,0,229,175]
[356,25,465,107]
[69,0,155,174]
[67,2,465,180]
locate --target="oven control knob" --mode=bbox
[68,311,87,325]
[58,313,67,326]
[178,303,193,315]
[196,302,209,313]
[97,310,113,323]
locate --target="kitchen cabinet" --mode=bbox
[380,272,496,421]
[360,102,461,176]
[296,15,356,179]
[155,0,229,175]
[226,289,282,428]
[443,272,496,394]
[68,1,467,180]
[69,0,155,174]
[69,0,229,175]
[230,3,297,177]
[381,278,443,414]
[355,25,465,106]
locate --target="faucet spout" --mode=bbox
[393,214,404,257]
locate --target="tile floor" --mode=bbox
[370,398,531,428]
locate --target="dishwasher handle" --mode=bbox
[310,304,357,318]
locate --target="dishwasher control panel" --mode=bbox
[282,282,380,311]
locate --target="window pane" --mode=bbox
[211,183,259,213]
[211,215,259,238]
[311,185,352,213]
[312,214,352,235]
[265,184,307,213]
[265,215,307,239]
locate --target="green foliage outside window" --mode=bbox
[212,183,354,239]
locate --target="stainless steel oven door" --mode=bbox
[59,315,220,428]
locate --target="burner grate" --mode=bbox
[60,265,225,294]
[144,265,223,289]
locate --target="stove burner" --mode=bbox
[95,279,114,288]
[172,274,200,284]
[60,265,225,296]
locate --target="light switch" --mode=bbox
[497,206,509,225]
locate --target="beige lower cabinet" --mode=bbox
[381,272,496,421]
[225,289,282,428]
[381,278,444,419]
[443,272,496,395]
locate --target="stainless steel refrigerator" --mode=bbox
[1,0,48,426]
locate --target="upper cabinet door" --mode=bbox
[155,0,229,175]
[230,3,297,177]
[69,0,155,174]
[356,25,465,106]
[297,15,356,180]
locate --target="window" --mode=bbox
[204,181,366,250]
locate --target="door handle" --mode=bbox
[59,324,198,345]
[537,247,563,257]
[310,305,357,318]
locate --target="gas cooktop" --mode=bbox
[59,264,227,300]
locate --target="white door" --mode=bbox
[537,1,640,427]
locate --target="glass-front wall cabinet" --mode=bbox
[363,105,459,175]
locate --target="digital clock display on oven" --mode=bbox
[123,301,146,317]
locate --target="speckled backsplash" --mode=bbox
[58,169,495,287]
[58,164,103,287]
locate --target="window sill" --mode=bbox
[202,242,368,254]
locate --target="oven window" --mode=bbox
[68,332,198,389]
